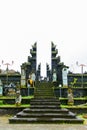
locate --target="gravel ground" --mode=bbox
[0,110,87,130]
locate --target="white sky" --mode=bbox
[0,0,87,76]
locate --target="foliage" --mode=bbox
[0,100,3,105]
[70,78,77,87]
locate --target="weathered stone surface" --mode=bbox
[9,83,84,124]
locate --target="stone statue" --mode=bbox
[53,72,57,82]
[52,69,57,87]
[30,72,36,87]
[15,91,22,106]
[67,88,74,105]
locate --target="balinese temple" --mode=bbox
[21,42,68,87]
[21,43,41,87]
[0,69,21,86]
[46,42,68,86]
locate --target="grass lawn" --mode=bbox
[78,114,87,124]
[0,95,34,99]
[0,96,33,108]
[61,105,87,108]
[0,104,30,108]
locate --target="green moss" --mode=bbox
[0,104,30,108]
[0,96,34,99]
[22,96,34,99]
[61,105,87,108]
[0,100,3,105]
[59,97,87,100]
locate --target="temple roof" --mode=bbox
[0,69,20,75]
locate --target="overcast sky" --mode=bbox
[0,0,87,76]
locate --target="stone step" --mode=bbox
[36,88,53,90]
[35,88,53,91]
[35,87,53,89]
[35,86,53,88]
[35,90,53,92]
[34,94,54,98]
[30,105,61,109]
[30,101,60,105]
[34,89,54,91]
[34,92,54,95]
[9,82,84,124]
[23,108,69,114]
[35,82,53,88]
[30,98,59,102]
[35,85,53,88]
[35,91,53,93]
[34,96,55,98]
[34,94,54,97]
[9,117,84,124]
[16,111,76,118]
[34,93,54,95]
[34,83,55,98]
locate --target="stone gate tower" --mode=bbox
[46,42,68,86]
[21,43,41,87]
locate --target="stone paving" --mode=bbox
[0,116,87,130]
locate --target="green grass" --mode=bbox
[0,103,87,109]
[0,95,34,99]
[0,95,33,108]
[0,100,3,105]
[61,105,87,108]
[0,104,30,108]
[77,114,87,124]
[22,96,34,99]
[59,97,87,100]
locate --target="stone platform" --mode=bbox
[9,82,84,124]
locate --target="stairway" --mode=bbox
[34,82,55,98]
[9,82,84,124]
